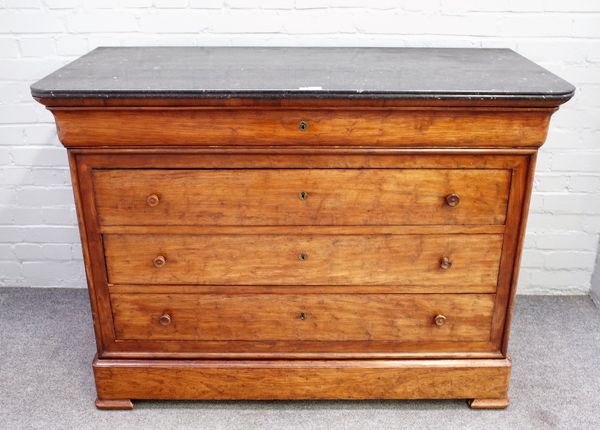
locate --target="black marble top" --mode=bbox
[31,47,575,102]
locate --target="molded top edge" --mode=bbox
[31,47,575,105]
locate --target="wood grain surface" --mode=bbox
[93,168,511,226]
[51,107,553,147]
[32,47,572,408]
[103,233,504,287]
[93,357,511,402]
[110,292,495,342]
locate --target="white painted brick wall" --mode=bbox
[0,1,599,293]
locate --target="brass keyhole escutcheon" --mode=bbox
[298,191,308,201]
[440,256,453,270]
[146,193,160,207]
[434,314,447,327]
[298,120,309,132]
[153,255,166,268]
[298,253,308,261]
[159,313,172,326]
[298,312,306,320]
[445,193,460,207]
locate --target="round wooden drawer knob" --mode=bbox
[153,255,166,268]
[159,313,171,326]
[146,194,160,207]
[440,256,453,270]
[434,314,447,327]
[445,193,460,207]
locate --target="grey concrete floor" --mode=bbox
[0,288,599,430]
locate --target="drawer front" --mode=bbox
[54,107,553,148]
[103,233,503,287]
[111,293,495,343]
[93,169,510,226]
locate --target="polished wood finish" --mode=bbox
[76,149,530,169]
[468,397,510,409]
[33,48,572,409]
[103,233,503,287]
[70,150,525,363]
[95,398,134,410]
[51,107,554,148]
[93,168,510,226]
[100,225,505,235]
[110,293,495,343]
[93,357,511,402]
[65,145,532,410]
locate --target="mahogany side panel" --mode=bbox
[500,153,538,354]
[490,155,531,349]
[68,152,115,352]
[67,152,103,353]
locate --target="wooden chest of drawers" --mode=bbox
[31,47,574,410]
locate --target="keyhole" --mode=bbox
[298,191,308,200]
[298,253,308,261]
[298,312,306,320]
[298,120,308,131]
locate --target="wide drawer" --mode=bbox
[92,168,511,226]
[110,293,495,343]
[103,233,503,288]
